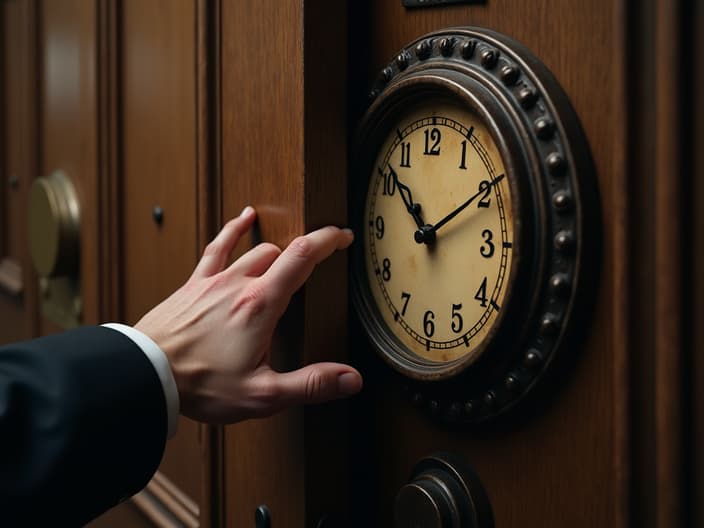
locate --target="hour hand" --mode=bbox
[388,165,424,228]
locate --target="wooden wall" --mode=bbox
[1,0,702,526]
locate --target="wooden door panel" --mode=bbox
[695,4,704,527]
[37,0,100,334]
[27,0,209,524]
[0,0,37,344]
[220,1,351,526]
[88,501,153,528]
[2,1,27,265]
[220,2,307,524]
[120,0,203,520]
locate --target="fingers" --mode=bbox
[227,242,282,277]
[261,227,354,302]
[192,207,257,279]
[263,363,363,408]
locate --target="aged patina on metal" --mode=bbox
[28,170,82,328]
[395,452,494,528]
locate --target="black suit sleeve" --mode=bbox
[0,326,168,526]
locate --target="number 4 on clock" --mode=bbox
[474,277,488,307]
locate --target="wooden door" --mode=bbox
[1,0,215,525]
[90,0,215,525]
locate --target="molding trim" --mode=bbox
[96,0,122,322]
[0,257,22,296]
[132,471,200,528]
[196,0,224,526]
[654,0,685,525]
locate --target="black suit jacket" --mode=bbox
[0,326,167,526]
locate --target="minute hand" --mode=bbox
[425,175,504,237]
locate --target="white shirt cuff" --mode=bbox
[102,323,179,439]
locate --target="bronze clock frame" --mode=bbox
[350,27,599,424]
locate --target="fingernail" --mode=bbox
[338,372,362,395]
[240,206,254,218]
[342,228,354,239]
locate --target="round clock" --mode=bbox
[350,27,599,423]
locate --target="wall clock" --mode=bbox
[350,27,599,424]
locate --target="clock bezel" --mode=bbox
[350,27,600,424]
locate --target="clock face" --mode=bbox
[363,102,515,365]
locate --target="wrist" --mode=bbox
[103,322,180,438]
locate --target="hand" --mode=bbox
[415,174,504,244]
[134,206,362,424]
[388,165,425,229]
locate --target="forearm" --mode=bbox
[0,326,168,526]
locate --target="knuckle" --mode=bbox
[203,240,223,258]
[225,217,240,228]
[206,273,228,293]
[247,374,281,415]
[289,236,314,260]
[304,370,327,403]
[222,217,243,233]
[232,283,268,319]
[182,276,197,291]
[259,242,282,258]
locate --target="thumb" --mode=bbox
[270,363,363,406]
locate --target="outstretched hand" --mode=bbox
[134,206,362,424]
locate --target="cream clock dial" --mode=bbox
[351,27,598,424]
[365,103,514,365]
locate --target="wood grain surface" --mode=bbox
[2,0,701,526]
[195,0,224,525]
[120,0,203,510]
[0,0,37,343]
[694,3,704,527]
[220,2,307,526]
[38,0,100,333]
[654,0,684,525]
[220,1,350,526]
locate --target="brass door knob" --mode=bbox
[395,453,494,528]
[27,171,80,278]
